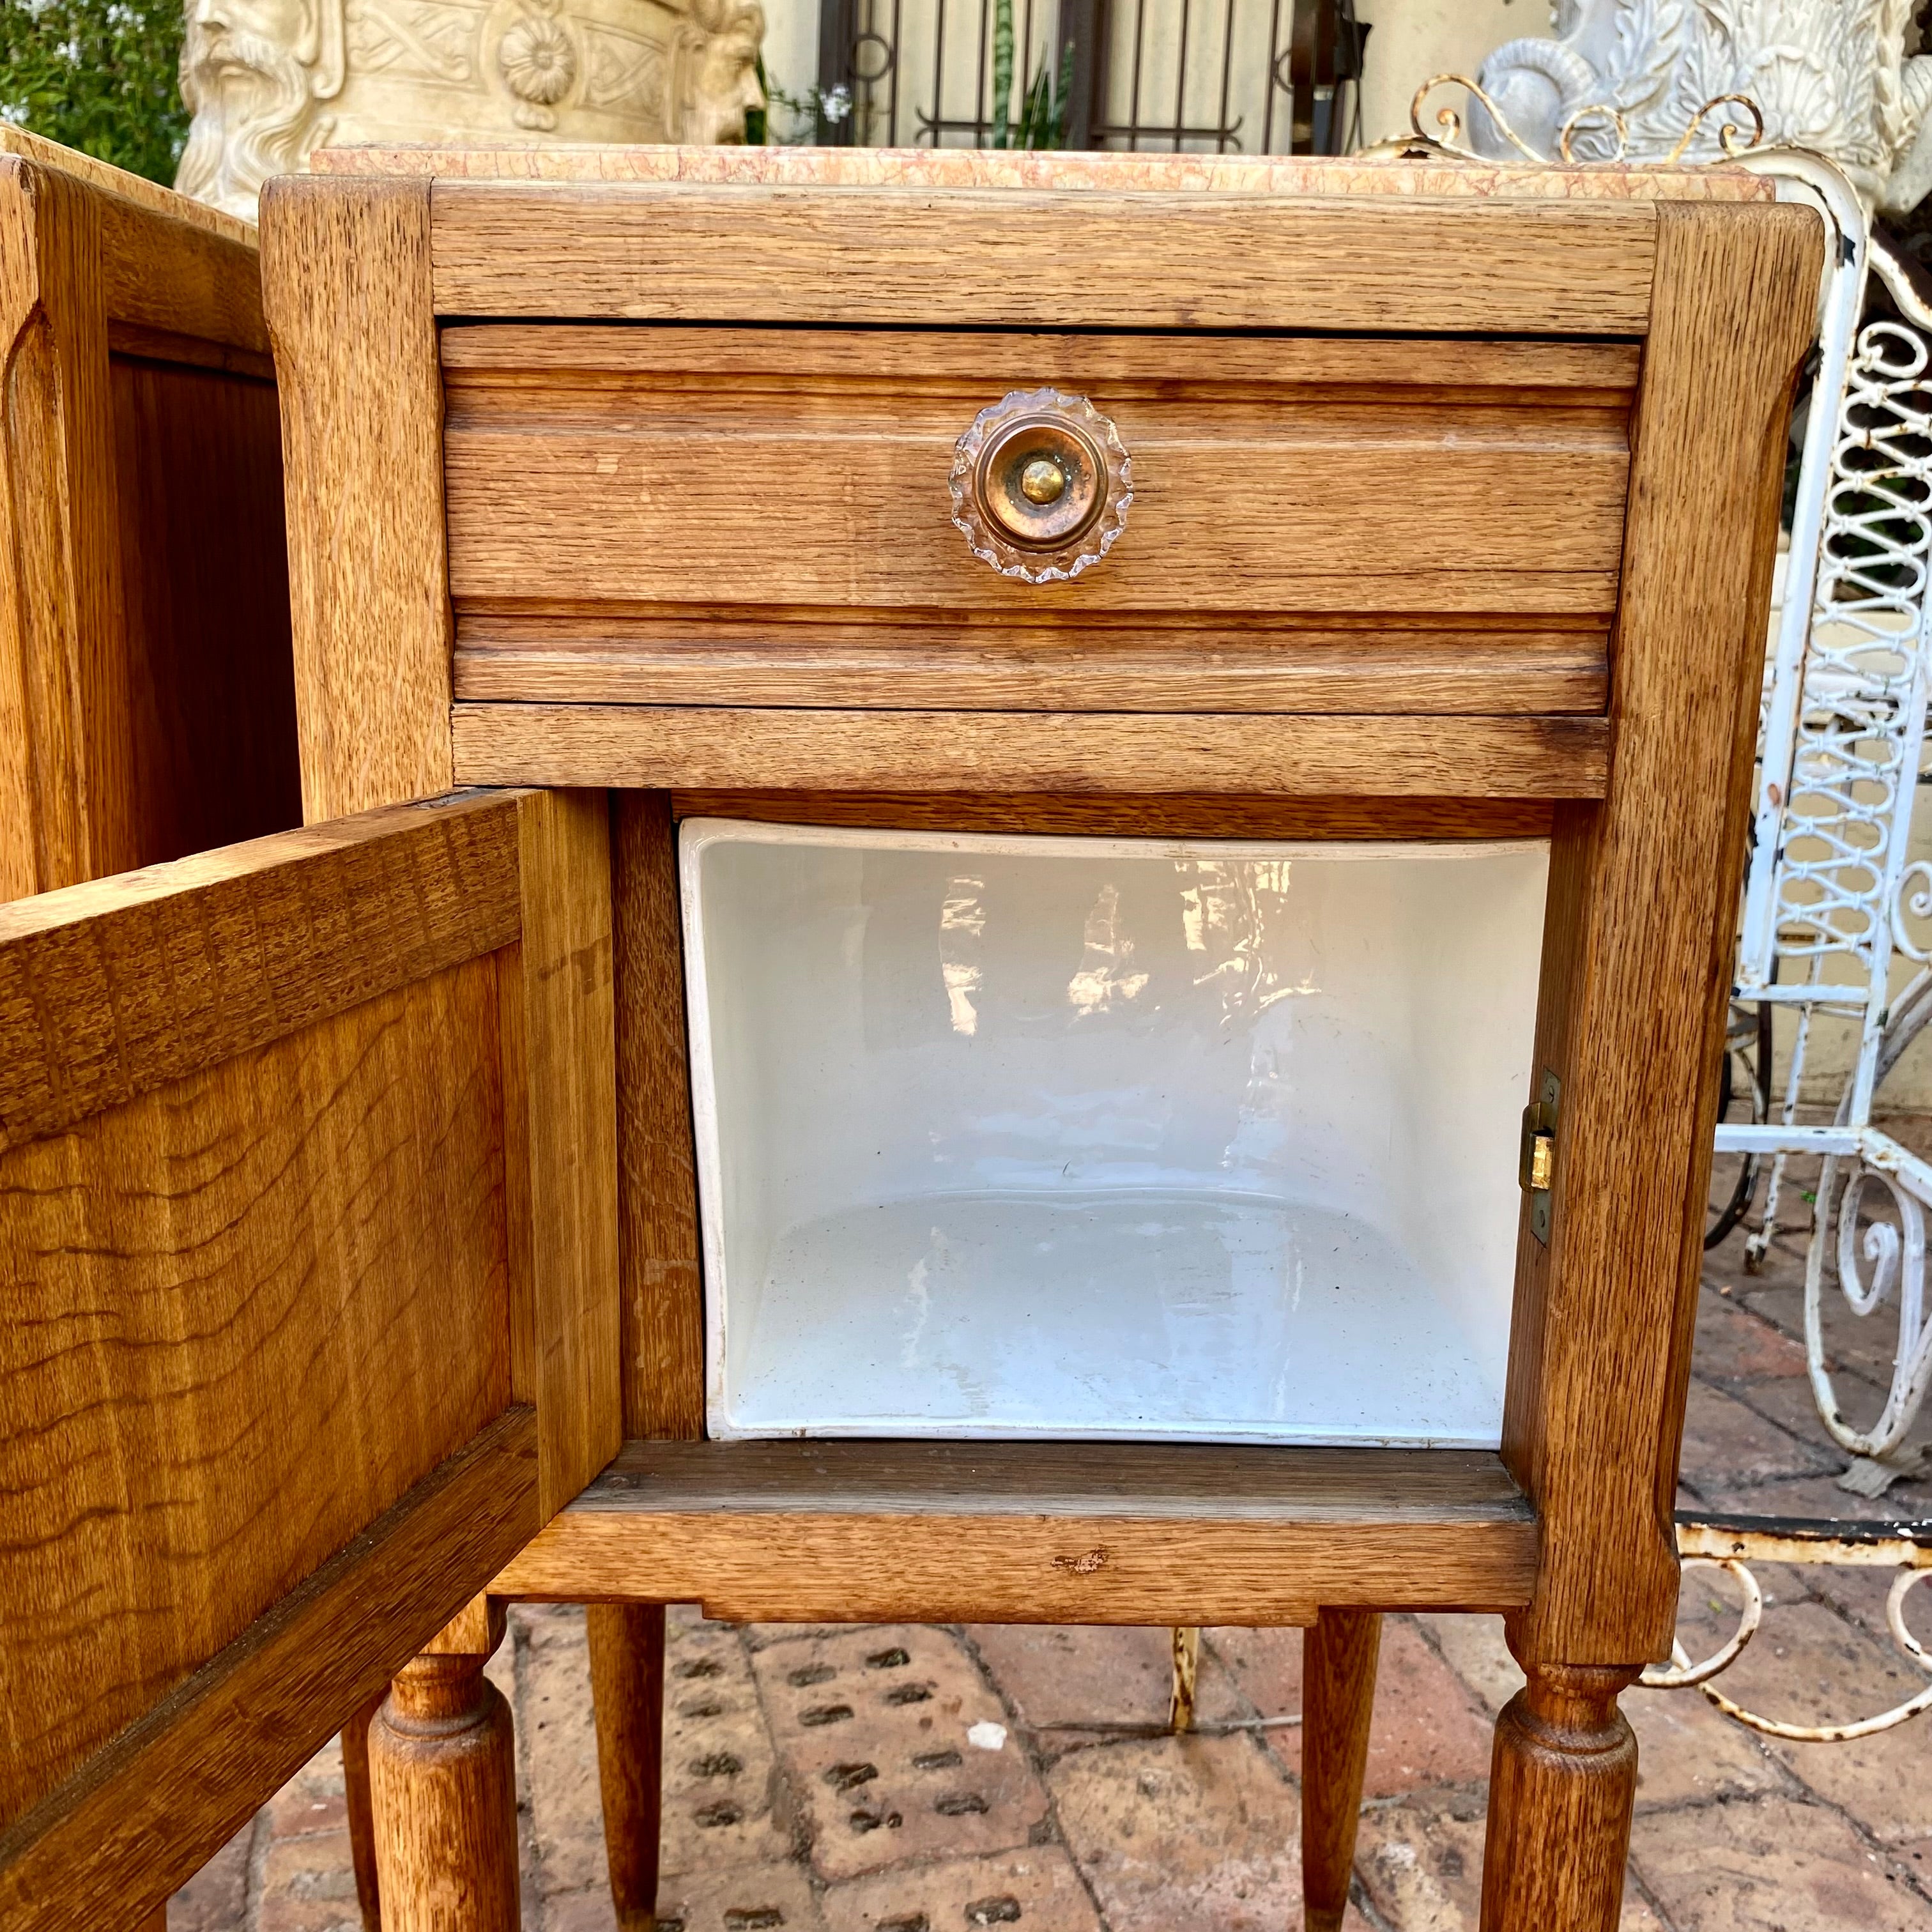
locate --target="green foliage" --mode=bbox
[1013,39,1073,150]
[990,0,1013,149]
[990,0,1071,151]
[0,0,188,187]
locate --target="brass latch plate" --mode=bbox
[1520,1068,1560,1245]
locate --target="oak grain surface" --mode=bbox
[428,185,1661,335]
[453,705,1609,798]
[1499,199,1824,1665]
[452,625,1610,716]
[369,1627,521,1932]
[0,959,516,1821]
[0,156,135,895]
[0,1409,537,1932]
[504,788,622,1516]
[612,793,705,1439]
[261,174,452,820]
[441,325,1631,671]
[0,789,616,1916]
[0,792,519,1151]
[109,354,299,862]
[1303,1608,1381,1932]
[0,141,295,903]
[668,790,1555,840]
[494,1439,1539,1622]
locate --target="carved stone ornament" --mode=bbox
[175,0,767,220]
[1468,0,1932,212]
[949,388,1133,585]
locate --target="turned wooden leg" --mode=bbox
[342,1690,385,1929]
[588,1603,666,1932]
[1301,1608,1381,1932]
[1480,1662,1640,1932]
[369,1604,520,1932]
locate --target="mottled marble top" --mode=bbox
[309,141,1773,201]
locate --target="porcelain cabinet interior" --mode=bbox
[684,818,1547,1445]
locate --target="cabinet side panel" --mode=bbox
[260,175,451,822]
[614,791,704,1439]
[0,956,515,1823]
[1500,201,1824,1664]
[0,159,135,897]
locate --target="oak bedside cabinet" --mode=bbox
[0,147,1818,1932]
[0,130,300,904]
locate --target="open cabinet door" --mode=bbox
[0,787,617,1929]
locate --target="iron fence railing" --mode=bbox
[811,0,1364,153]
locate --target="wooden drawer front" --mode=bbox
[443,326,1635,716]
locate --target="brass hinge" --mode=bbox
[1519,1068,1561,1245]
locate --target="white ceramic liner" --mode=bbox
[680,820,1549,1446]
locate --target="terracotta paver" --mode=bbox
[1046,1732,1302,1932]
[174,1150,1932,1931]
[749,1624,1050,1883]
[1633,1794,1927,1931]
[820,1848,1101,1932]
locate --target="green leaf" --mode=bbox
[0,0,188,185]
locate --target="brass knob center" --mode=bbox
[977,417,1105,549]
[1020,457,1068,505]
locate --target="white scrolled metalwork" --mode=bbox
[1641,1557,1765,1689]
[1713,157,1932,1492]
[1808,1153,1932,1458]
[1468,1,1932,213]
[1677,1564,1932,1740]
[1399,73,1761,172]
[1894,861,1932,962]
[1650,1531,1932,1740]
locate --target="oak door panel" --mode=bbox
[0,958,512,1819]
[0,787,617,1927]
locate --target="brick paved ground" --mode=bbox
[172,1152,1932,1931]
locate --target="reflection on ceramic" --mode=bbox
[680,821,1549,1446]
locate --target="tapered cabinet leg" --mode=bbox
[588,1602,667,1932]
[1301,1607,1381,1932]
[369,1610,521,1932]
[342,1692,385,1929]
[1480,1663,1639,1932]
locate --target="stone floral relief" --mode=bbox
[496,0,577,128]
[176,0,765,217]
[1471,0,1932,211]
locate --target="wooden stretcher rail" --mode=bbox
[451,626,1614,716]
[494,1439,1542,1625]
[451,705,1611,798]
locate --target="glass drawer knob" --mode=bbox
[949,388,1133,584]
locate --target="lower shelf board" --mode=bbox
[493,1438,1540,1626]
